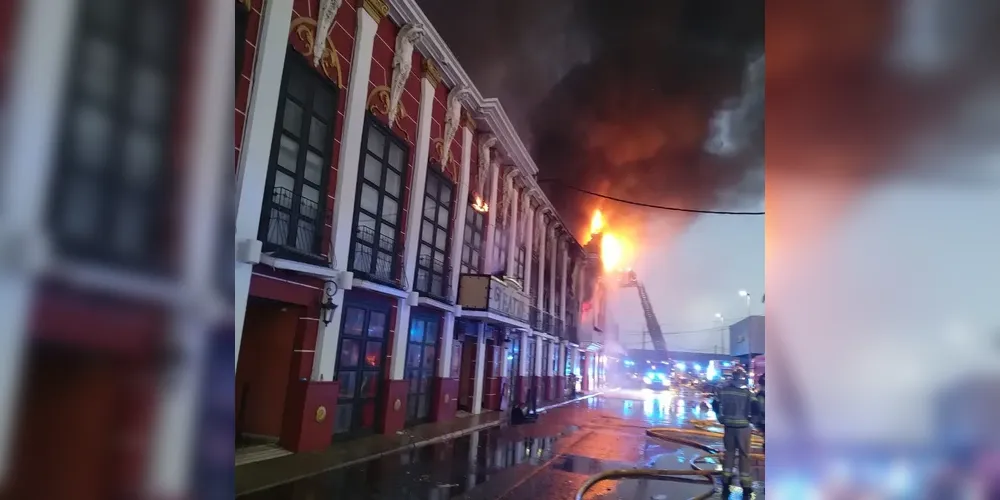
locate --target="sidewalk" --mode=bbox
[235,391,605,496]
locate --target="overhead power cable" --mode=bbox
[536,179,765,215]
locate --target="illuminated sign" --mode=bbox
[457,274,531,323]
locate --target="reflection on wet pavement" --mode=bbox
[240,389,764,499]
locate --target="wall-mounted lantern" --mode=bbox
[320,280,340,325]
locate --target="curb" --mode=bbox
[236,390,606,496]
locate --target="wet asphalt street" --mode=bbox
[241,389,764,500]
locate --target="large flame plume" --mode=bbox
[586,209,632,273]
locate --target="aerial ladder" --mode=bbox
[618,270,668,352]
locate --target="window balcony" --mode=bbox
[262,186,334,265]
[350,225,407,289]
[414,254,452,303]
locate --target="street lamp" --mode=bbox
[714,313,725,355]
[320,281,340,325]
[738,290,751,317]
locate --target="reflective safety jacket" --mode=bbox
[711,383,759,428]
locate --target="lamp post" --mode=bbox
[738,290,751,318]
[320,281,339,325]
[714,313,725,355]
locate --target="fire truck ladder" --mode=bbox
[619,271,668,352]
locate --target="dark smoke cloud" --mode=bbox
[418,0,765,236]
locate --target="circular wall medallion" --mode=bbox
[444,393,450,403]
[315,406,327,423]
[393,398,401,411]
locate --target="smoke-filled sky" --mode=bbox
[419,0,766,351]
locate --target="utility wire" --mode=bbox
[537,179,765,215]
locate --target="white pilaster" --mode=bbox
[483,156,500,272]
[147,0,228,494]
[402,75,438,288]
[234,0,295,370]
[522,198,534,296]
[311,5,380,381]
[559,340,569,377]
[438,311,455,377]
[448,126,473,297]
[519,330,529,376]
[560,240,568,325]
[389,298,410,380]
[535,212,547,314]
[471,322,487,413]
[389,73,436,382]
[534,335,544,379]
[0,0,80,480]
[506,179,519,276]
[548,227,557,321]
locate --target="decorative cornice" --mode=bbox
[362,0,390,22]
[388,0,578,247]
[422,58,443,87]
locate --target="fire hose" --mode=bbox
[574,424,765,500]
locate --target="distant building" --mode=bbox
[729,315,765,363]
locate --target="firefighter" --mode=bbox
[711,367,761,499]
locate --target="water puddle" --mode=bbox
[240,423,581,500]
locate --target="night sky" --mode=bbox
[417,0,765,238]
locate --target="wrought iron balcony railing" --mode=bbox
[262,187,334,265]
[414,254,453,303]
[553,318,564,338]
[350,225,407,289]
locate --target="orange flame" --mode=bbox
[472,194,489,213]
[587,209,631,273]
[589,210,605,235]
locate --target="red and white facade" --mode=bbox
[234,0,610,455]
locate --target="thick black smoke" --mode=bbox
[419,0,765,235]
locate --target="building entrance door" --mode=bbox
[334,304,388,438]
[405,315,439,425]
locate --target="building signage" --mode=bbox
[457,274,531,324]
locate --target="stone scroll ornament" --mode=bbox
[313,0,343,67]
[476,134,498,204]
[387,23,425,127]
[440,85,469,167]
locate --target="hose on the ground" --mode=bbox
[573,469,717,500]
[573,424,765,500]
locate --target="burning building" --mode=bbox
[232,0,613,463]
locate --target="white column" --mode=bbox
[559,340,569,377]
[522,196,534,296]
[389,69,436,382]
[535,212,547,314]
[402,73,438,288]
[389,300,410,380]
[0,0,80,480]
[147,0,228,495]
[534,335,544,378]
[548,227,557,320]
[560,240,568,325]
[438,311,455,378]
[234,0,295,370]
[482,156,500,272]
[310,5,380,381]
[506,179,519,276]
[448,126,473,298]
[519,330,530,376]
[471,322,487,414]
